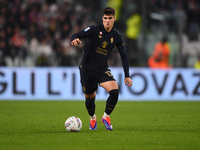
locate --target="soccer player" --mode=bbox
[71,7,132,130]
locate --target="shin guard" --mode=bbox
[85,97,95,116]
[105,89,119,115]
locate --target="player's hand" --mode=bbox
[71,38,81,46]
[124,77,132,87]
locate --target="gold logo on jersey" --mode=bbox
[111,37,113,43]
[99,31,102,38]
[101,41,108,48]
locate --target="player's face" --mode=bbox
[102,14,116,30]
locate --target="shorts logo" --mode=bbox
[105,70,115,79]
[84,27,90,32]
[105,71,112,77]
[101,41,108,48]
[83,87,86,92]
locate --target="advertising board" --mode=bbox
[0,67,199,101]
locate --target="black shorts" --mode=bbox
[80,69,116,94]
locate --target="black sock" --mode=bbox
[85,97,95,116]
[105,89,119,115]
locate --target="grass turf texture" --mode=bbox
[0,101,200,150]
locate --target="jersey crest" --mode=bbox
[101,41,108,48]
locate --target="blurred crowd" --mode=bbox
[147,0,200,35]
[0,0,200,67]
[146,0,200,68]
[0,0,101,66]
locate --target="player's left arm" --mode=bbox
[124,77,132,87]
[116,36,132,87]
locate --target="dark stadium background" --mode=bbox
[0,0,200,68]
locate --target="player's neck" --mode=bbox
[104,26,113,33]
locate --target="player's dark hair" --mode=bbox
[103,7,115,16]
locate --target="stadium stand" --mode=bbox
[0,0,199,67]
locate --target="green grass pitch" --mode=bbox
[0,101,200,150]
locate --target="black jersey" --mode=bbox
[71,23,130,77]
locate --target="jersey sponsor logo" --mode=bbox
[101,41,108,48]
[84,27,90,32]
[96,47,108,55]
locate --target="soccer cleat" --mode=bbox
[101,116,113,130]
[89,117,97,130]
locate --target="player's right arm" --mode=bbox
[71,38,81,46]
[70,25,95,46]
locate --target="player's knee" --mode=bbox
[85,92,95,99]
[85,97,95,108]
[109,89,119,96]
[109,89,119,102]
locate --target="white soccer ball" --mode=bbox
[65,116,82,132]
